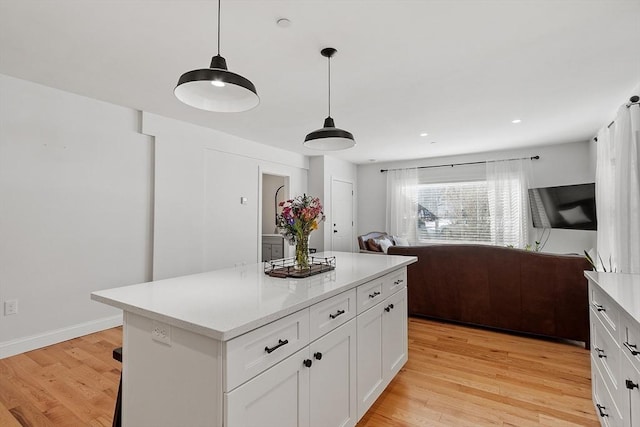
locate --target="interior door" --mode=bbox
[331,179,353,252]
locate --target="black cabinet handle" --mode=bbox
[624,341,640,356]
[394,279,404,285]
[314,352,323,360]
[384,303,395,312]
[264,339,289,354]
[595,347,606,358]
[596,404,608,418]
[329,309,345,319]
[593,303,605,312]
[303,359,312,368]
[369,291,381,299]
[626,379,639,390]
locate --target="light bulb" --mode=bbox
[211,80,225,87]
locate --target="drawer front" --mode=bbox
[592,311,622,403]
[620,311,640,373]
[356,277,385,314]
[591,283,620,342]
[225,308,310,392]
[592,359,624,427]
[383,268,407,296]
[271,245,283,259]
[309,289,357,342]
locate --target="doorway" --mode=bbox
[331,178,354,252]
[260,172,289,261]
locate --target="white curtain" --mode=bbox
[386,168,418,243]
[597,103,640,273]
[486,158,532,248]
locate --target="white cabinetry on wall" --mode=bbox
[586,272,640,427]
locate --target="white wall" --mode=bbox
[0,74,153,357]
[308,155,358,253]
[0,75,309,358]
[142,113,308,280]
[358,141,596,255]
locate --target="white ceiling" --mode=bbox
[1,0,639,164]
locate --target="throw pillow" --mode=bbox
[379,238,394,254]
[366,238,382,252]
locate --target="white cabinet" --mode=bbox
[225,347,310,427]
[309,320,357,427]
[225,319,357,427]
[95,256,415,427]
[357,284,408,419]
[586,273,640,427]
[263,235,284,261]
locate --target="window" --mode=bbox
[416,181,491,243]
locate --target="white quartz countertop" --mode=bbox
[92,252,416,341]
[585,271,640,324]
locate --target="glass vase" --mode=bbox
[295,233,310,270]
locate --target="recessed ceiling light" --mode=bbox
[512,119,522,124]
[420,132,428,137]
[276,18,291,28]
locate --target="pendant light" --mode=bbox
[304,48,356,150]
[174,0,259,112]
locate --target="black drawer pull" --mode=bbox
[314,352,323,360]
[394,279,404,285]
[369,291,381,299]
[595,347,606,358]
[264,339,289,354]
[329,309,345,319]
[303,359,312,368]
[596,404,608,418]
[384,303,395,312]
[593,303,605,312]
[626,379,639,390]
[624,341,640,356]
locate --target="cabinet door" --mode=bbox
[356,302,385,419]
[262,244,272,262]
[225,348,310,427]
[309,319,357,427]
[382,287,408,381]
[622,354,640,427]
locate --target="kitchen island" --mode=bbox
[91,251,416,427]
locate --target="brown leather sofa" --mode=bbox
[387,244,591,348]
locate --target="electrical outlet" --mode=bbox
[4,299,18,316]
[151,320,171,346]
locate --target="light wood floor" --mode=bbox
[0,318,598,426]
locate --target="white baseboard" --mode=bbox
[0,314,123,359]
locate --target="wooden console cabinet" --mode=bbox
[92,252,415,427]
[586,271,640,427]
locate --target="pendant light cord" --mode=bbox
[217,0,221,55]
[327,55,331,117]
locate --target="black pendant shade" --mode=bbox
[304,117,356,150]
[174,0,259,112]
[303,47,355,150]
[175,55,259,112]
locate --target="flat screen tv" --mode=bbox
[528,183,597,230]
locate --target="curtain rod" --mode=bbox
[594,95,639,141]
[379,155,540,173]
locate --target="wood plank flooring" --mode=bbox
[0,317,599,426]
